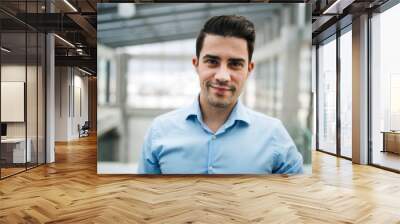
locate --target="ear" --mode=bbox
[192,56,199,73]
[247,61,255,75]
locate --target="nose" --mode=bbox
[214,65,231,82]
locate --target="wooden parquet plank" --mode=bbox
[1,134,400,223]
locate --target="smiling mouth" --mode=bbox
[208,84,234,91]
[209,85,234,97]
[211,86,230,91]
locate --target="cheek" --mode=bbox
[198,68,215,84]
[231,73,246,86]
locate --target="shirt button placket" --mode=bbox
[208,134,217,174]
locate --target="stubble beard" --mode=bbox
[205,82,237,108]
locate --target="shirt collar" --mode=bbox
[184,95,251,126]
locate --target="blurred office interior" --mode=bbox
[97,3,312,173]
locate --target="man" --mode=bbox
[138,15,303,174]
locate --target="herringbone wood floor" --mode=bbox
[1,134,400,223]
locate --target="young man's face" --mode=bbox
[193,34,254,109]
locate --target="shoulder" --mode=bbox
[243,108,290,140]
[246,108,282,128]
[150,106,189,131]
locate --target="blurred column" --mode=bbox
[116,53,130,163]
[280,5,301,127]
[46,1,55,163]
[352,14,369,164]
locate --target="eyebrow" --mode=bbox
[202,54,246,63]
[228,58,246,64]
[202,54,220,61]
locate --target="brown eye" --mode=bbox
[205,59,219,66]
[206,59,218,65]
[230,61,244,68]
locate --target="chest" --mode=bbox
[152,127,276,174]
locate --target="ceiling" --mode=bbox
[1,0,397,73]
[98,0,393,48]
[98,3,286,48]
[0,0,98,74]
[311,0,390,44]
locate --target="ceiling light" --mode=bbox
[322,0,354,15]
[78,67,92,76]
[76,48,84,55]
[63,0,78,12]
[54,34,75,48]
[1,47,11,53]
[323,0,342,14]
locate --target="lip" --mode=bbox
[212,86,229,91]
[210,86,231,96]
[210,85,231,91]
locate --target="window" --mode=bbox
[126,39,199,109]
[317,37,337,154]
[339,29,352,158]
[0,1,46,179]
[371,3,400,171]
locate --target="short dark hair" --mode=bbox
[196,15,256,61]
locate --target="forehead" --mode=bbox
[200,34,248,60]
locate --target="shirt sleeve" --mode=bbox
[138,124,161,174]
[271,121,304,174]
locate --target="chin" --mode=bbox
[208,95,234,108]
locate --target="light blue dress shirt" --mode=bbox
[138,97,303,174]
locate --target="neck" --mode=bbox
[199,94,236,133]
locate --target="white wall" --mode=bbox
[1,64,46,163]
[72,73,89,138]
[1,66,26,137]
[55,66,68,141]
[1,65,37,137]
[55,66,89,141]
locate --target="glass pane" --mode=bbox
[38,32,45,165]
[312,46,317,151]
[27,0,38,169]
[340,30,352,158]
[1,30,27,177]
[371,4,400,171]
[27,31,38,169]
[318,37,337,154]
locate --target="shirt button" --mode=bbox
[212,135,216,140]
[209,166,213,170]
